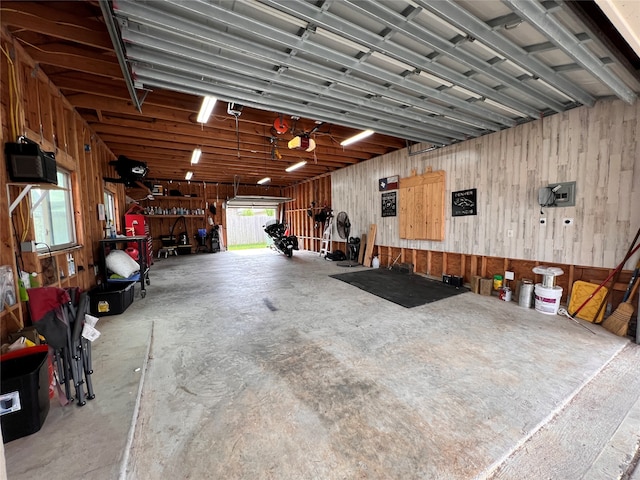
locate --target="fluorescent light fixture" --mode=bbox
[449,85,482,99]
[483,98,526,117]
[285,160,307,172]
[316,27,366,52]
[196,95,217,123]
[190,148,202,164]
[257,177,271,185]
[534,78,574,102]
[369,51,414,71]
[340,129,374,146]
[418,71,454,88]
[185,171,193,180]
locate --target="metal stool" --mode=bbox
[157,246,178,258]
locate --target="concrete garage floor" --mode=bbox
[4,249,640,479]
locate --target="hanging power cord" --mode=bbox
[1,41,22,139]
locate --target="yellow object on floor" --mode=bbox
[568,281,608,323]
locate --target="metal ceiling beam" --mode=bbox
[254,0,542,118]
[98,0,142,112]
[122,31,485,139]
[416,0,597,107]
[114,0,515,129]
[502,0,637,104]
[132,66,456,145]
[126,46,474,142]
[276,0,566,113]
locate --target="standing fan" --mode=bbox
[336,211,357,267]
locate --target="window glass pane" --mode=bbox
[104,191,115,226]
[31,170,76,250]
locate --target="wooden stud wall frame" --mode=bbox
[399,169,445,241]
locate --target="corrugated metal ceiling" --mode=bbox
[109,0,640,147]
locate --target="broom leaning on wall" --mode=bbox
[601,279,640,337]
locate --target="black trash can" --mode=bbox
[1,348,50,443]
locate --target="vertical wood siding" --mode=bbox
[332,99,640,269]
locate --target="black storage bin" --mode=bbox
[89,281,135,316]
[443,274,463,288]
[1,350,50,443]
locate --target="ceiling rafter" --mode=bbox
[503,0,636,103]
[264,0,563,114]
[3,1,637,187]
[114,0,513,138]
[0,8,112,49]
[415,0,598,106]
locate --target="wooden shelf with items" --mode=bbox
[35,249,80,288]
[144,214,204,218]
[128,183,210,254]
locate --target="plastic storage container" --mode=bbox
[1,348,50,443]
[534,284,563,315]
[89,281,135,316]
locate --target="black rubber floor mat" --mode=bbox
[330,268,468,308]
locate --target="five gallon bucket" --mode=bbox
[534,284,563,315]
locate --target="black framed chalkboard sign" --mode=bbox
[452,188,477,216]
[382,191,397,217]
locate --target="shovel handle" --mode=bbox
[570,242,640,317]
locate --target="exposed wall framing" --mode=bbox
[0,28,120,342]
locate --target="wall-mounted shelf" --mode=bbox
[144,215,203,218]
[148,196,203,201]
[7,182,67,216]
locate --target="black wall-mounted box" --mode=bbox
[5,142,58,184]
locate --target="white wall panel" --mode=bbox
[332,99,640,269]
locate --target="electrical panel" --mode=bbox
[539,181,576,208]
[548,181,576,207]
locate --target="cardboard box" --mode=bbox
[471,275,482,294]
[479,278,493,296]
[8,327,41,345]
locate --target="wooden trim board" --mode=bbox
[358,233,367,265]
[363,224,377,267]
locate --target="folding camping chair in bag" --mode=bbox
[27,287,95,406]
[66,288,95,404]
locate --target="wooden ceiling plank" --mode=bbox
[2,10,112,50]
[2,1,106,33]
[26,47,120,78]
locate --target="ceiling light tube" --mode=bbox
[196,95,217,123]
[191,148,202,164]
[483,98,526,117]
[340,129,374,147]
[185,171,193,180]
[285,160,307,172]
[257,177,271,185]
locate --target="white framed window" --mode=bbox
[31,170,77,250]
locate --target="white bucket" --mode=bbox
[534,284,563,315]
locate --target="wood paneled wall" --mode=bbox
[332,98,640,271]
[283,175,332,252]
[1,28,121,342]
